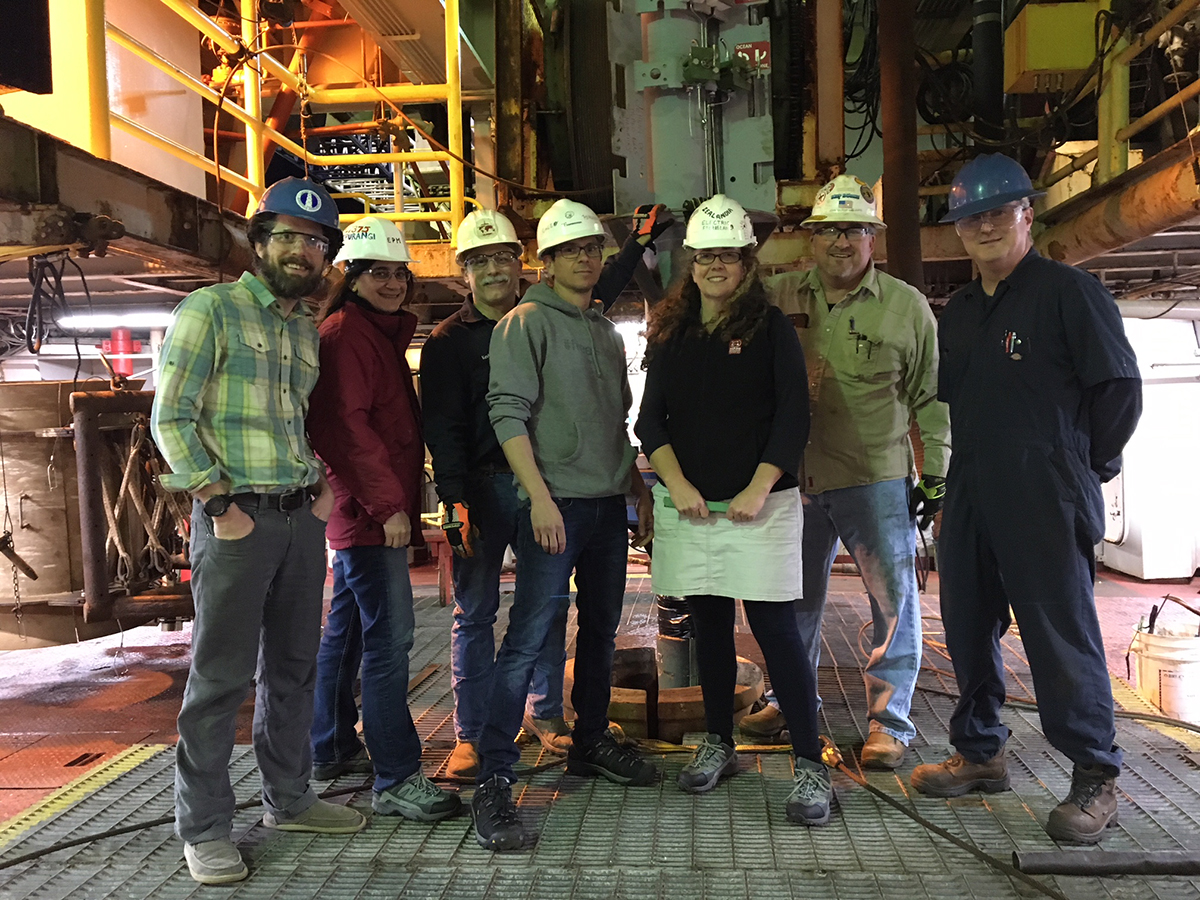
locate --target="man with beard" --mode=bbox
[152,177,366,886]
[421,205,671,780]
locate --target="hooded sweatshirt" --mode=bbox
[487,282,635,499]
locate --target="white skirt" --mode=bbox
[650,482,803,602]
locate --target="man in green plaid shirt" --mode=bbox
[151,178,367,885]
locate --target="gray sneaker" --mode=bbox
[372,771,463,822]
[183,838,248,885]
[677,734,738,794]
[786,756,833,826]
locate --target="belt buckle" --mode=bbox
[279,489,305,512]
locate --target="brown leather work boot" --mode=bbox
[1045,765,1119,843]
[445,741,479,782]
[860,732,906,770]
[910,750,1010,797]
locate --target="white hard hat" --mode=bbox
[334,216,415,264]
[801,175,887,229]
[683,194,757,250]
[536,198,605,257]
[455,209,522,264]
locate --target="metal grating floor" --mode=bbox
[4,579,1200,899]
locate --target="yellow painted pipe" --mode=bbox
[445,0,464,244]
[111,112,258,194]
[158,0,240,53]
[85,0,111,160]
[241,0,264,208]
[339,211,454,223]
[309,84,450,106]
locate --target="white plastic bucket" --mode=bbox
[1130,628,1200,723]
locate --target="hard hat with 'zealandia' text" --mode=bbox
[333,216,415,265]
[536,199,606,257]
[684,194,757,250]
[801,175,887,229]
[455,209,523,264]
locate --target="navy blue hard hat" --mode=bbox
[254,177,340,230]
[940,154,1045,223]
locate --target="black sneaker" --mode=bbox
[312,745,373,781]
[471,775,527,852]
[566,732,657,786]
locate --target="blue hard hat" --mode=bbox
[253,177,340,230]
[940,154,1045,223]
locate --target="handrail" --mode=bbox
[106,0,467,237]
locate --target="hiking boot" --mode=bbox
[373,771,462,822]
[786,755,833,826]
[312,744,373,781]
[446,741,479,781]
[472,775,527,852]
[522,714,573,754]
[1045,765,1119,843]
[262,799,367,834]
[184,838,247,885]
[566,732,657,786]
[739,702,787,740]
[677,734,738,794]
[910,751,1010,797]
[861,733,907,770]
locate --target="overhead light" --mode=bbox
[56,312,176,330]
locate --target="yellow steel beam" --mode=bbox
[111,112,258,194]
[85,0,111,160]
[339,210,453,223]
[1116,76,1200,143]
[1096,3,1129,184]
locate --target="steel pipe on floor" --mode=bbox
[1013,849,1200,876]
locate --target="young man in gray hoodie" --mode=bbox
[471,199,657,851]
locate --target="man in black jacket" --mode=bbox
[420,204,670,780]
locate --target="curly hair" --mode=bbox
[643,253,769,366]
[318,258,415,324]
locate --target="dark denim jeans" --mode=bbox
[451,474,568,742]
[476,494,628,783]
[311,545,421,793]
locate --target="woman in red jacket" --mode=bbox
[307,216,459,821]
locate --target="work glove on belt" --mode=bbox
[441,502,476,558]
[632,203,674,249]
[908,475,946,531]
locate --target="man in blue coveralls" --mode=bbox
[910,154,1142,844]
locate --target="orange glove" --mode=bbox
[442,502,475,558]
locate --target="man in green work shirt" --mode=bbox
[742,175,951,770]
[151,178,366,886]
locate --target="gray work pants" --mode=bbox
[175,497,328,844]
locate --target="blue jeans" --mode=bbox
[798,478,921,744]
[311,545,421,793]
[477,494,628,783]
[450,474,568,742]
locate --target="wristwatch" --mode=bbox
[203,494,234,517]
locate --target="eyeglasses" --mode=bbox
[954,203,1024,235]
[463,250,520,271]
[268,230,330,253]
[811,225,875,242]
[363,266,410,282]
[693,250,745,265]
[554,242,604,261]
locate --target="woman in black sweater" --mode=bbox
[634,195,831,826]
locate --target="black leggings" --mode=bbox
[685,596,822,763]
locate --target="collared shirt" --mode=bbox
[151,271,323,493]
[938,248,1140,456]
[767,264,950,494]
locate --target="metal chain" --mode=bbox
[10,558,22,641]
